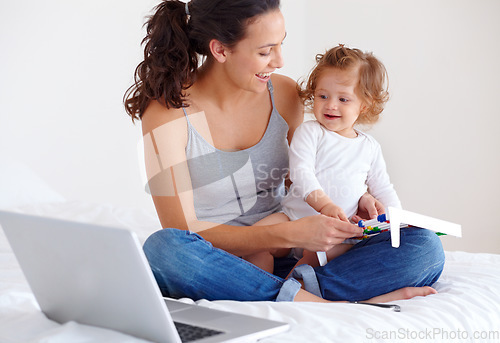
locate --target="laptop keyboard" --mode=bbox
[174,321,224,342]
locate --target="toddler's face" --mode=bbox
[313,67,365,138]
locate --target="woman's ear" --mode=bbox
[209,39,228,63]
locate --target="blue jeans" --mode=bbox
[143,227,444,302]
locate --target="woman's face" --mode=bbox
[223,10,286,93]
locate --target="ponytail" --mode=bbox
[124,0,197,121]
[124,0,280,122]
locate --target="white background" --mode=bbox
[1,0,499,253]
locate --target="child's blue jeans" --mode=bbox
[142,227,444,302]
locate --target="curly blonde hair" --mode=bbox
[299,44,389,125]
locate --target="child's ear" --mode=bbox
[360,102,370,114]
[209,39,228,63]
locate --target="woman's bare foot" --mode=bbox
[293,285,437,304]
[366,286,437,303]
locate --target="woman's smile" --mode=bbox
[256,72,273,82]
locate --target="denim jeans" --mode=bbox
[142,227,444,302]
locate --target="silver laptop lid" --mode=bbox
[0,210,179,343]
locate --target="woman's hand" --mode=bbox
[290,215,363,252]
[352,193,385,223]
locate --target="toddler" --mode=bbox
[245,44,401,273]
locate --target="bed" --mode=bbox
[1,164,500,343]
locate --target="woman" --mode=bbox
[124,0,444,303]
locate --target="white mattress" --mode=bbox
[1,201,500,343]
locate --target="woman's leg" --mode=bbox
[304,227,445,302]
[142,228,302,302]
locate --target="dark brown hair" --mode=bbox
[124,0,281,122]
[300,44,389,125]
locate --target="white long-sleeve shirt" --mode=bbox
[282,120,401,220]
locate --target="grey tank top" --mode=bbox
[183,81,289,226]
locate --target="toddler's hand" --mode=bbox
[352,193,385,223]
[320,203,349,222]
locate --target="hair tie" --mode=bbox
[185,2,190,16]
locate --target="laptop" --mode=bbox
[0,210,289,343]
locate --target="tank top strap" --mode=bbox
[181,107,193,128]
[267,80,276,108]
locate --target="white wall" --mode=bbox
[1,0,499,253]
[0,0,158,212]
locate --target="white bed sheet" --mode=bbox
[1,201,499,343]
